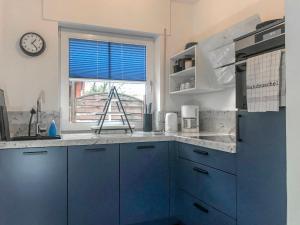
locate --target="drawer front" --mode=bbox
[176,158,236,218]
[179,143,236,174]
[174,190,236,225]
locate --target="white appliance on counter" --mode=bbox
[181,105,199,133]
[165,112,178,133]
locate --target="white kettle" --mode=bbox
[165,113,178,132]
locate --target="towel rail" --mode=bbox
[235,49,286,66]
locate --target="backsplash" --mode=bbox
[8,111,60,137]
[199,111,236,135]
[7,110,235,137]
[154,110,236,134]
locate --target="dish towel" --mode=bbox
[246,50,282,112]
[280,52,286,106]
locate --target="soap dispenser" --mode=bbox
[48,120,57,137]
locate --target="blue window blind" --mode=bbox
[69,38,146,81]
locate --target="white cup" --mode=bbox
[180,83,185,90]
[184,82,191,89]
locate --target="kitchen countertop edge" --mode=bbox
[0,133,236,153]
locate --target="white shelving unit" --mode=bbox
[169,46,196,95]
[170,66,195,78]
[169,45,213,95]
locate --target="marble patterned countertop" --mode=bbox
[0,132,236,153]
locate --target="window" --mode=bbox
[60,29,154,131]
[69,39,147,81]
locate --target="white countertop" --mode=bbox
[0,132,236,153]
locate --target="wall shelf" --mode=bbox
[169,46,196,94]
[169,88,197,95]
[170,67,195,78]
[169,44,214,95]
[170,45,196,61]
[169,46,198,94]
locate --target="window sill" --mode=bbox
[61,121,143,133]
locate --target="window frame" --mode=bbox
[60,28,154,132]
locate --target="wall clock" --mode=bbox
[19,32,46,57]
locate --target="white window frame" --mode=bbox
[60,28,154,132]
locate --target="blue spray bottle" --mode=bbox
[48,120,57,137]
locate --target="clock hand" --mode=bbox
[31,41,38,50]
[31,39,37,50]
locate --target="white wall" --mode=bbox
[0,0,4,75]
[43,0,171,35]
[164,1,196,111]
[0,0,174,112]
[286,1,300,224]
[0,0,59,111]
[0,0,285,113]
[164,0,285,111]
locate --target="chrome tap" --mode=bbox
[36,97,46,136]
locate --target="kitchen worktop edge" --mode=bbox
[0,132,236,153]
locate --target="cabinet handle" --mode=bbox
[193,202,209,213]
[137,145,155,150]
[193,167,209,175]
[237,114,243,142]
[23,151,48,155]
[85,148,106,152]
[193,149,209,155]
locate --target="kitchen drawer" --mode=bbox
[176,158,236,218]
[178,143,236,174]
[174,190,236,225]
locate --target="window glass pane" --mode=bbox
[110,43,146,81]
[69,39,110,79]
[69,39,146,81]
[69,80,145,123]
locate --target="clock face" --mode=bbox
[20,32,46,56]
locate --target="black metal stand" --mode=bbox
[96,86,133,134]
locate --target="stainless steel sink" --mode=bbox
[10,135,61,141]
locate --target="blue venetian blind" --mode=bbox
[69,38,146,81]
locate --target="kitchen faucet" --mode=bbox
[35,97,46,136]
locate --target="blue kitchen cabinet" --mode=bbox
[178,143,236,174]
[68,144,119,225]
[173,143,237,225]
[0,147,67,225]
[176,158,236,218]
[120,142,170,225]
[174,189,236,225]
[237,109,286,225]
[169,141,179,218]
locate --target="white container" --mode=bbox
[185,59,193,69]
[165,113,178,132]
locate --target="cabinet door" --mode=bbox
[68,144,119,225]
[0,147,67,225]
[237,110,286,225]
[120,142,170,225]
